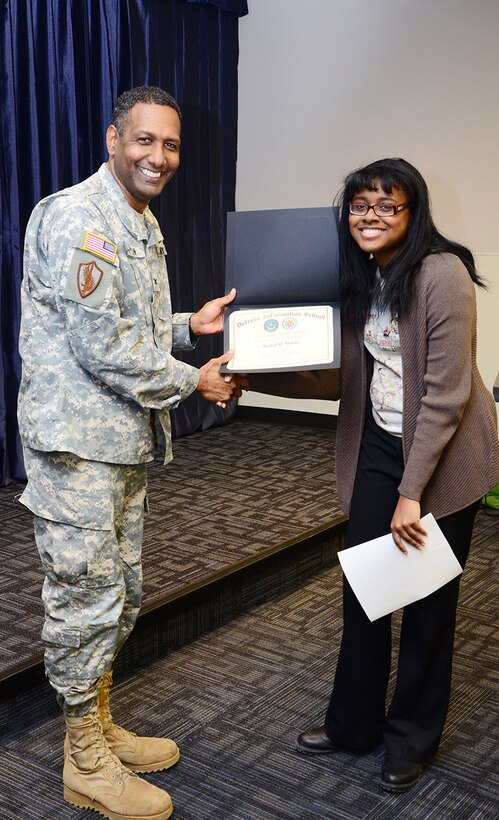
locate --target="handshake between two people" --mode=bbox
[190,287,250,409]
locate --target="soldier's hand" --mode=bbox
[190,288,236,336]
[196,351,240,407]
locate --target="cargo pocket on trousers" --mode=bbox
[41,621,82,680]
[21,482,114,531]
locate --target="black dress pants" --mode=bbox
[324,412,479,762]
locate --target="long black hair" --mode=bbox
[336,158,483,329]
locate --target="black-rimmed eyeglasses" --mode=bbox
[348,202,409,217]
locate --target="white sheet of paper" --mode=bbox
[225,305,333,371]
[338,513,463,621]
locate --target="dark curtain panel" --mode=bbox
[0,0,247,484]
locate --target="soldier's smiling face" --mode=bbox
[106,102,181,213]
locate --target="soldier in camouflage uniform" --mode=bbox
[18,86,240,820]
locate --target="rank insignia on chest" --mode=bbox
[77,260,104,298]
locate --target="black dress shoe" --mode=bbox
[381,754,422,792]
[296,726,338,754]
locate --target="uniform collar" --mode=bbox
[97,164,162,246]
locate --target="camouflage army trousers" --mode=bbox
[20,448,147,716]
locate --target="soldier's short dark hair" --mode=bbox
[111,86,181,135]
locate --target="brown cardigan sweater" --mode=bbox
[250,253,499,519]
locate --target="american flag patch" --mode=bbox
[82,231,117,263]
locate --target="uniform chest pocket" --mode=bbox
[124,242,150,302]
[126,243,147,263]
[151,287,172,351]
[150,249,172,322]
[154,282,172,322]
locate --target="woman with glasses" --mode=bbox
[242,157,498,792]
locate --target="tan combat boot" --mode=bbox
[98,671,180,773]
[64,705,173,820]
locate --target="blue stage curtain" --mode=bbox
[0,0,247,484]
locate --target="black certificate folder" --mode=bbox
[223,206,340,373]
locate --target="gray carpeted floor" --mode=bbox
[0,507,497,819]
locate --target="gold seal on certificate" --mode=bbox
[225,305,334,372]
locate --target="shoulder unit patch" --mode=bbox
[77,260,103,298]
[64,246,115,307]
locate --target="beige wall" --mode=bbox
[236,0,499,416]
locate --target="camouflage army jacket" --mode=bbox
[18,164,200,465]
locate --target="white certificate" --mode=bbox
[338,514,463,621]
[225,305,334,372]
